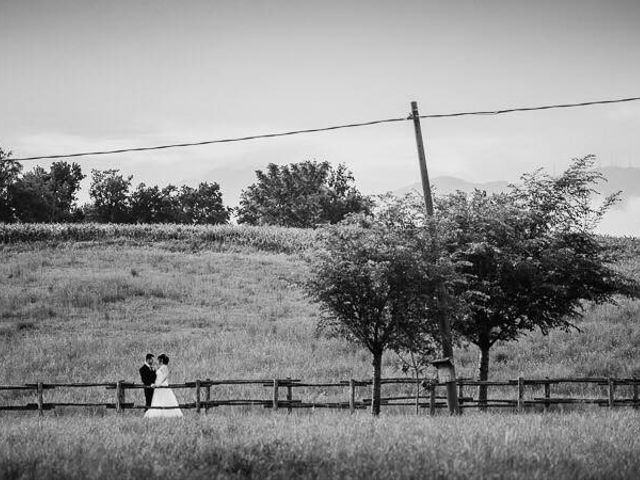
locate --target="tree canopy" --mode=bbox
[238,161,373,227]
[306,206,458,415]
[435,156,638,405]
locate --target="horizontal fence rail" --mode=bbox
[1,377,639,416]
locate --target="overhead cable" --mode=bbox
[11,96,640,162]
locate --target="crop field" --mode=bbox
[1,227,640,478]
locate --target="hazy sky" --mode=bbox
[2,1,640,220]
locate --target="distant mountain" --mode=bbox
[394,176,510,196]
[394,167,640,200]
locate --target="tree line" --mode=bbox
[0,147,371,226]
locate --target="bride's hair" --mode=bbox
[157,354,169,365]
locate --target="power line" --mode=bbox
[11,96,640,162]
[12,117,409,162]
[420,96,640,118]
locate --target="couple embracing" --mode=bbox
[139,353,183,418]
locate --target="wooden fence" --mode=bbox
[1,377,639,416]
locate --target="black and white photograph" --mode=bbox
[1,1,640,479]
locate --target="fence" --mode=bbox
[1,376,639,416]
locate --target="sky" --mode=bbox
[1,0,640,232]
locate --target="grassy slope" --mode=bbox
[1,239,639,389]
[1,236,640,479]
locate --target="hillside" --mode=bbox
[1,228,639,402]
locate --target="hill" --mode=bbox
[1,228,639,401]
[395,166,640,198]
[394,176,510,196]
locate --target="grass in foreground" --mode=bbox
[1,411,639,479]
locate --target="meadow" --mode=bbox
[1,226,640,478]
[2,412,640,479]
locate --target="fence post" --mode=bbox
[196,380,201,413]
[115,381,122,414]
[544,378,551,412]
[205,378,211,414]
[349,379,356,414]
[608,377,615,408]
[429,383,436,416]
[272,379,279,411]
[633,379,638,410]
[286,377,293,414]
[517,377,524,413]
[37,382,44,417]
[120,381,127,412]
[415,377,421,415]
[458,380,464,414]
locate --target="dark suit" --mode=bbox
[139,364,157,409]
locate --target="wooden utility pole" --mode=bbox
[410,101,459,415]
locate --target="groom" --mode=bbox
[139,353,157,410]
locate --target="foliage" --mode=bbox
[434,156,639,403]
[179,182,231,225]
[306,207,459,414]
[8,166,54,222]
[511,154,621,233]
[87,169,133,223]
[237,161,373,227]
[47,161,86,221]
[0,148,22,222]
[130,182,231,224]
[8,162,85,222]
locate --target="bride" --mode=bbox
[144,354,183,418]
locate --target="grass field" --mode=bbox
[1,228,640,478]
[2,411,640,479]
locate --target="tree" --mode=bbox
[9,166,54,222]
[7,161,85,223]
[306,207,457,415]
[129,183,164,223]
[437,156,638,407]
[179,182,230,224]
[129,181,230,224]
[0,148,23,222]
[88,169,132,223]
[47,161,85,222]
[238,161,372,227]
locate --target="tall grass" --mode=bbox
[1,231,640,478]
[1,411,639,479]
[0,223,317,254]
[1,239,639,404]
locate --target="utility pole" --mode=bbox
[410,101,460,415]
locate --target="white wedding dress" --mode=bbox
[144,365,183,418]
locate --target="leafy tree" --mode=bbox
[238,161,372,227]
[7,161,85,222]
[129,182,230,224]
[179,182,230,224]
[9,166,54,222]
[437,156,638,407]
[0,148,22,222]
[47,161,85,221]
[306,207,457,415]
[88,169,132,223]
[129,183,164,223]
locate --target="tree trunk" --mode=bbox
[371,350,383,416]
[478,342,490,411]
